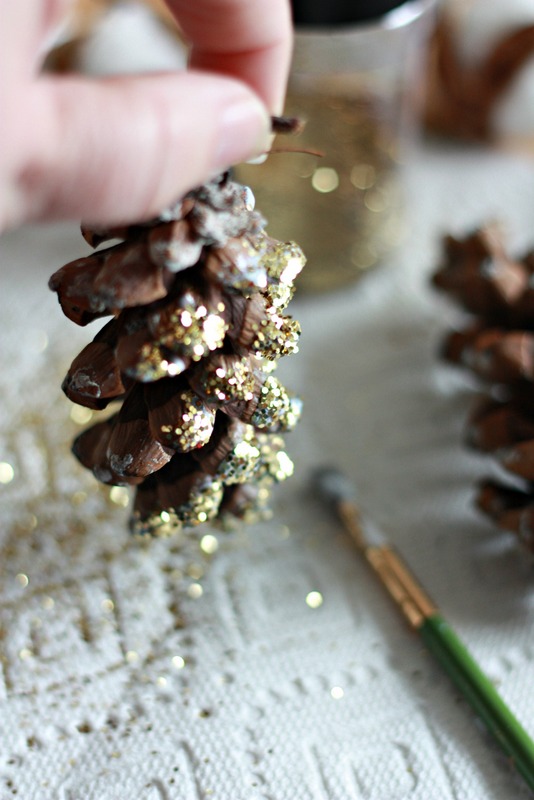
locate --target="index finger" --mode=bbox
[165,0,293,113]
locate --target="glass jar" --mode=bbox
[235,0,436,293]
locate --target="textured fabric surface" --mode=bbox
[1,142,534,799]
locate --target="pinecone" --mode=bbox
[49,159,306,537]
[432,223,534,550]
[425,16,534,142]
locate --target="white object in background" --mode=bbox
[78,1,188,76]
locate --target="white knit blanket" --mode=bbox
[1,141,534,799]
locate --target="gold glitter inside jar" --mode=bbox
[236,4,435,293]
[236,90,402,293]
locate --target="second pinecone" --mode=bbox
[432,222,534,551]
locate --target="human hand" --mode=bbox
[0,0,292,232]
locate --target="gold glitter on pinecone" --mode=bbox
[432,223,534,551]
[50,170,306,536]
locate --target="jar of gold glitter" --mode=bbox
[235,0,436,293]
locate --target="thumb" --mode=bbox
[8,71,271,228]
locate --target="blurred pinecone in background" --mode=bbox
[50,172,305,536]
[432,223,534,551]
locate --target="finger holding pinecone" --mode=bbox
[432,223,534,551]
[49,144,306,537]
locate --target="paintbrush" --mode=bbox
[312,466,534,794]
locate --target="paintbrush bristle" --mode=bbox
[310,466,357,506]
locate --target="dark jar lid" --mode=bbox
[291,0,409,26]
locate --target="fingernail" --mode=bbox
[213,96,271,173]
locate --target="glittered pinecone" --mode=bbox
[432,223,534,550]
[49,170,306,536]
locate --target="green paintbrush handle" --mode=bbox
[315,475,534,795]
[420,613,534,793]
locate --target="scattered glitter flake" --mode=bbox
[172,656,185,669]
[70,405,94,425]
[42,596,55,610]
[71,491,87,506]
[109,486,130,507]
[19,513,38,532]
[101,599,115,613]
[305,591,323,609]
[186,563,204,580]
[200,534,219,555]
[16,573,29,588]
[187,583,203,599]
[330,686,344,700]
[279,525,291,540]
[19,648,33,661]
[77,723,92,735]
[156,676,168,688]
[0,462,15,484]
[126,650,139,664]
